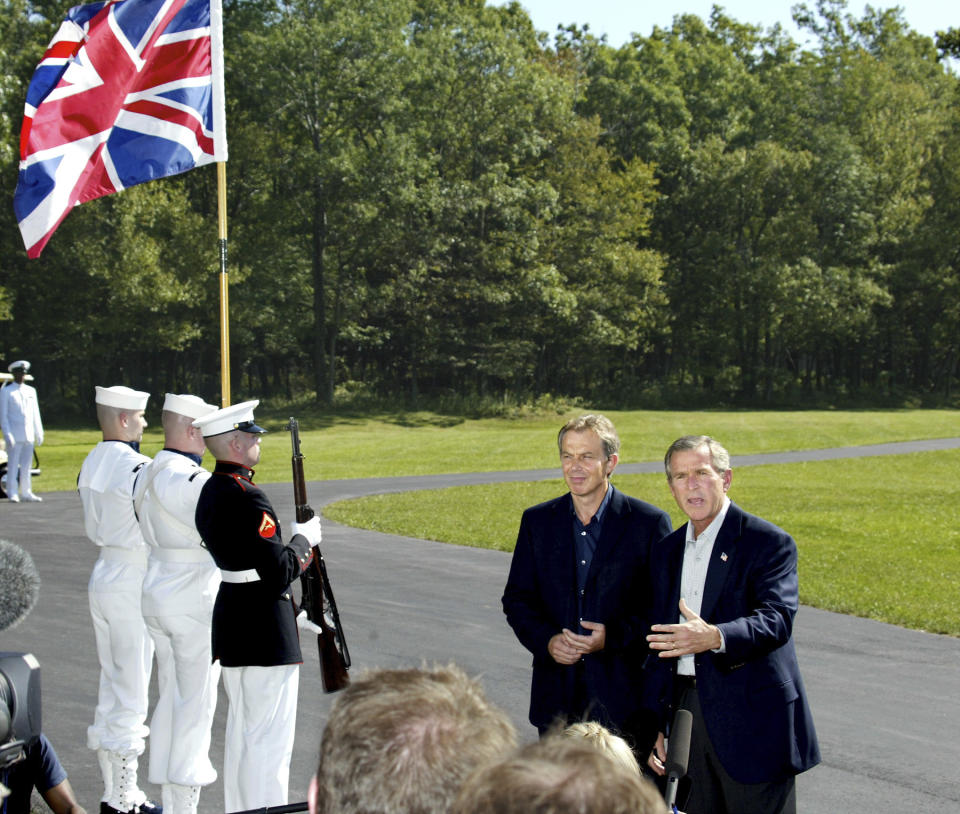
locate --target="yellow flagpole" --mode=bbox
[217,160,230,407]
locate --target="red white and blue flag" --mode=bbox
[14,0,227,257]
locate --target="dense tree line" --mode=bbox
[1,0,958,415]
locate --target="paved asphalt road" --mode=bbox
[2,438,959,813]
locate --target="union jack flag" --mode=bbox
[14,0,227,258]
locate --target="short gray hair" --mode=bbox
[664,435,730,479]
[315,664,517,814]
[557,415,620,459]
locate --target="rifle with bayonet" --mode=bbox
[287,417,350,692]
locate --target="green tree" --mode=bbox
[936,27,960,59]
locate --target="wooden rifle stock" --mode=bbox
[287,417,350,693]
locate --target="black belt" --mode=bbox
[675,674,697,690]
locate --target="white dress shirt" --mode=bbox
[678,496,731,676]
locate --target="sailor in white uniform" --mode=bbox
[77,385,160,814]
[134,394,219,814]
[0,360,44,502]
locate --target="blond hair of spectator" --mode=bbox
[450,736,668,814]
[562,721,642,775]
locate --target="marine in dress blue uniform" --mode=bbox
[192,401,319,813]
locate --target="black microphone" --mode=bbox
[0,540,40,632]
[664,708,692,810]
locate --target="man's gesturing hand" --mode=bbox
[647,598,721,658]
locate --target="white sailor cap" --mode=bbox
[162,393,218,420]
[95,385,150,411]
[8,360,30,373]
[191,400,266,437]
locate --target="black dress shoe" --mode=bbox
[100,802,163,814]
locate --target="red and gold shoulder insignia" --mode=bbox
[258,512,277,539]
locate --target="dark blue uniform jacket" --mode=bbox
[195,460,309,667]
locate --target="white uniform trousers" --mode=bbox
[221,664,299,813]
[5,439,34,498]
[87,558,153,753]
[144,612,220,787]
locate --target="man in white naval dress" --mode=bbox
[134,394,219,814]
[77,385,160,814]
[0,360,44,502]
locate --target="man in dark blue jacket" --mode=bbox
[502,414,671,750]
[644,435,820,814]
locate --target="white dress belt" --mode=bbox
[220,568,260,584]
[98,546,149,567]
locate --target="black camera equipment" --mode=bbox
[0,540,43,770]
[0,652,41,769]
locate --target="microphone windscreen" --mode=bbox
[0,540,40,632]
[665,708,693,777]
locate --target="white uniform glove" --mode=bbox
[296,609,324,636]
[290,516,322,546]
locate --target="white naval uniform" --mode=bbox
[134,449,220,792]
[78,441,154,756]
[0,381,43,499]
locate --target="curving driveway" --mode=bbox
[1,438,958,813]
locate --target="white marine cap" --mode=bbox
[8,360,30,372]
[95,385,150,411]
[162,393,218,420]
[191,399,265,437]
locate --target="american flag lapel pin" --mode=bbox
[720,552,728,562]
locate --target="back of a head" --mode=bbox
[203,430,238,460]
[161,409,196,445]
[561,721,641,776]
[451,737,667,814]
[315,664,516,814]
[95,402,124,434]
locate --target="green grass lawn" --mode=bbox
[19,408,960,636]
[26,406,960,491]
[324,446,960,638]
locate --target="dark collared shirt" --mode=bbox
[571,484,613,632]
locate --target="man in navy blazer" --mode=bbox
[502,414,671,748]
[644,435,820,814]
